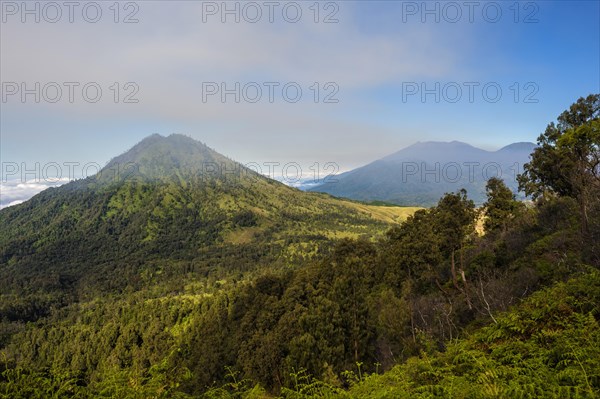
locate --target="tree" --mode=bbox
[384,209,444,291]
[432,190,476,295]
[483,177,519,234]
[327,240,378,370]
[518,94,600,233]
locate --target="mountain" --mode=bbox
[0,134,417,301]
[97,133,236,182]
[1,134,598,397]
[310,141,536,206]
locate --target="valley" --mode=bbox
[1,97,599,398]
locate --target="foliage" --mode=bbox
[1,97,599,397]
[483,177,521,234]
[518,94,600,235]
[348,270,600,398]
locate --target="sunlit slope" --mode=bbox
[348,271,600,398]
[0,134,419,299]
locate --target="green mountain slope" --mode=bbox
[0,93,597,398]
[0,134,416,305]
[346,270,600,398]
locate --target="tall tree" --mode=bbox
[518,94,600,233]
[432,190,476,303]
[384,209,444,290]
[483,177,519,234]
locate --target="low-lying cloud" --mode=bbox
[0,178,70,209]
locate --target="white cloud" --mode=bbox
[0,178,71,209]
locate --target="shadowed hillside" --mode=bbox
[311,141,536,206]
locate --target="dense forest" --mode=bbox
[0,95,599,398]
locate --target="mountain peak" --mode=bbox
[497,142,536,152]
[383,140,485,163]
[134,133,206,149]
[410,140,473,148]
[100,134,235,182]
[312,139,536,206]
[403,140,482,152]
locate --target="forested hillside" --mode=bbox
[0,134,416,305]
[0,95,598,398]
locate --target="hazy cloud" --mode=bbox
[0,178,70,209]
[1,1,598,187]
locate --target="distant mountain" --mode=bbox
[0,134,414,299]
[310,141,536,206]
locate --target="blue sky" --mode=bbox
[1,0,599,200]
